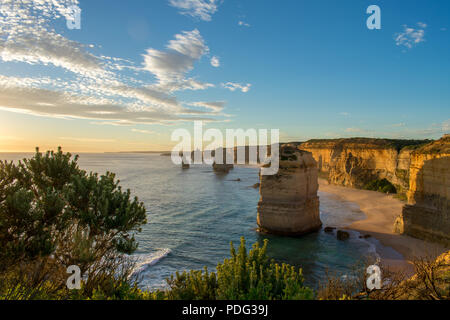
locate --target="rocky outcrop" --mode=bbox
[181,161,190,169]
[397,136,450,246]
[336,230,350,241]
[300,138,429,194]
[212,162,234,173]
[324,226,335,233]
[257,146,322,236]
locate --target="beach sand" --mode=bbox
[318,179,448,275]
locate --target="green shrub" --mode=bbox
[0,148,147,299]
[166,237,314,300]
[364,179,397,194]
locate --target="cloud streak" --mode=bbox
[0,0,107,78]
[222,82,252,93]
[238,21,250,27]
[0,0,250,131]
[186,101,225,113]
[395,22,427,49]
[169,0,219,21]
[142,29,213,92]
[0,79,221,125]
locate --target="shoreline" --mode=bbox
[318,179,448,275]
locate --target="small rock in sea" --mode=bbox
[359,234,372,239]
[181,161,190,169]
[324,226,336,233]
[337,230,350,241]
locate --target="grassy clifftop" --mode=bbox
[300,138,432,152]
[410,135,450,154]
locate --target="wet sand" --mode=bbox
[319,179,448,275]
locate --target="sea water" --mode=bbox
[0,152,376,289]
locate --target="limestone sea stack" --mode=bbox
[181,161,190,169]
[212,161,234,173]
[257,146,322,236]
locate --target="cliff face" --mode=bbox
[299,138,426,194]
[399,136,450,245]
[297,137,449,245]
[257,146,322,236]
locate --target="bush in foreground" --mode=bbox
[165,237,315,300]
[0,148,147,299]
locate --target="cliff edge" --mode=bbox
[396,136,450,245]
[300,138,428,194]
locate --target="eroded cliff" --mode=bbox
[397,136,450,245]
[299,138,428,194]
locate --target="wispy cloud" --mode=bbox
[345,127,368,133]
[0,0,106,78]
[131,129,156,135]
[0,76,220,125]
[210,56,220,67]
[142,29,213,92]
[222,82,251,93]
[395,22,427,49]
[0,1,250,130]
[169,0,219,21]
[389,123,406,127]
[59,137,116,143]
[339,120,449,139]
[238,21,250,27]
[443,119,450,132]
[186,101,225,112]
[0,135,24,141]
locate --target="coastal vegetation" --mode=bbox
[301,138,431,151]
[0,148,147,299]
[0,149,448,300]
[164,238,314,300]
[363,178,397,194]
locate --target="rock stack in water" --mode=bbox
[212,161,234,173]
[181,161,190,169]
[257,146,322,236]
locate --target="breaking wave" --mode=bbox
[131,249,171,277]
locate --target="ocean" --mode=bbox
[0,152,377,289]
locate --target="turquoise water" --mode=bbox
[1,153,375,289]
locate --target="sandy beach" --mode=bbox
[318,179,448,274]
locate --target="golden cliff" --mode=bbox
[396,136,450,245]
[257,146,322,236]
[296,136,448,245]
[299,138,428,194]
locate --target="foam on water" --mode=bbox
[131,248,172,277]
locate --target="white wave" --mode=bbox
[353,232,381,264]
[365,240,381,263]
[130,248,171,277]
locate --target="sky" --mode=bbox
[0,0,449,152]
